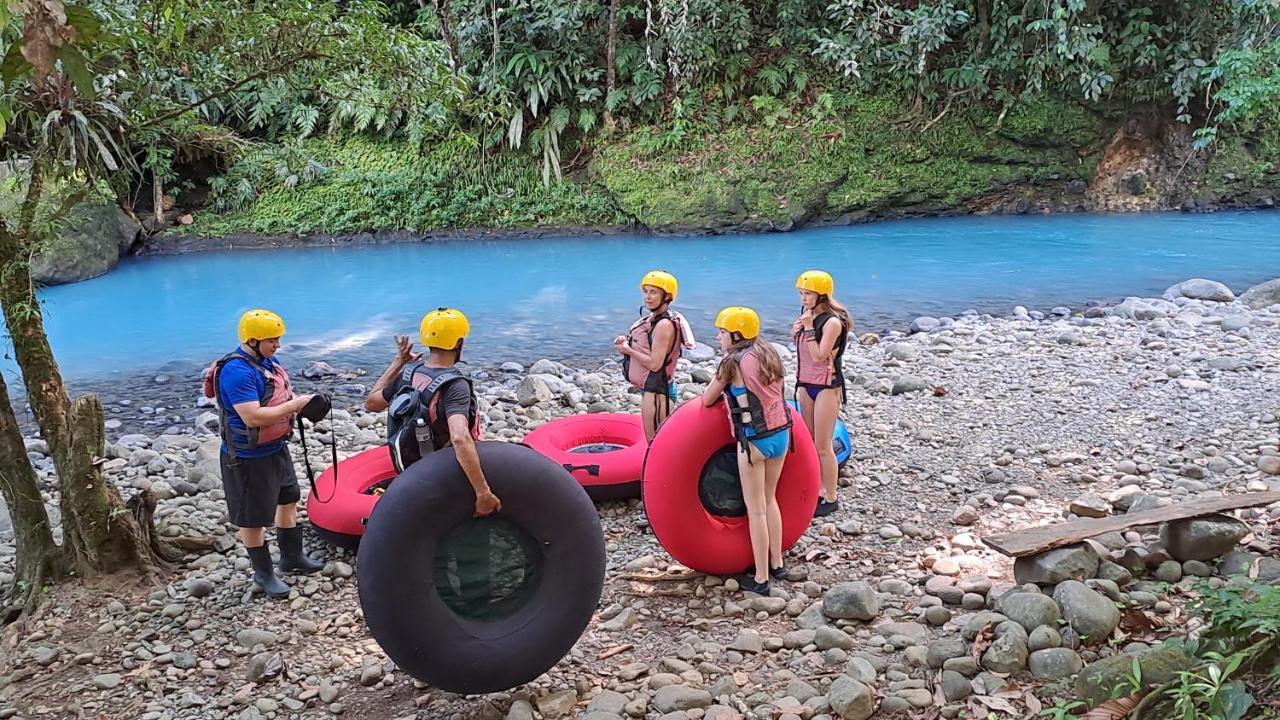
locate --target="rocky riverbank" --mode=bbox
[2,276,1279,719]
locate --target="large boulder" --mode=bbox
[1241,278,1280,309]
[31,202,141,285]
[1160,514,1249,562]
[1163,278,1235,303]
[1075,645,1194,705]
[1052,581,1121,643]
[1013,543,1099,585]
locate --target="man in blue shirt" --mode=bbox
[214,309,321,598]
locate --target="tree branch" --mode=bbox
[140,50,325,129]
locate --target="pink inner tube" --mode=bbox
[642,402,820,575]
[523,413,648,502]
[307,445,397,548]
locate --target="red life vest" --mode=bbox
[623,309,683,393]
[794,311,848,394]
[203,351,294,458]
[722,345,791,441]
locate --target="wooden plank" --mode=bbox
[981,491,1280,557]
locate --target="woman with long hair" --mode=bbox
[792,270,852,517]
[615,270,684,441]
[702,306,791,594]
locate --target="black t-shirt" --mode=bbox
[382,366,473,423]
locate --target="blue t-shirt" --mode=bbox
[217,348,287,458]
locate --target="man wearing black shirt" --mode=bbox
[365,308,500,516]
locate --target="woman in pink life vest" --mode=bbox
[702,306,791,595]
[792,270,852,517]
[614,270,684,442]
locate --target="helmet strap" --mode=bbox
[245,339,263,359]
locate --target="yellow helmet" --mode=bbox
[640,270,678,301]
[796,270,834,296]
[238,309,286,343]
[715,306,760,340]
[420,308,470,349]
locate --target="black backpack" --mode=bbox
[386,366,468,473]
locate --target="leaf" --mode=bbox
[1218,681,1254,720]
[1,41,32,86]
[56,46,95,99]
[64,5,103,44]
[1081,692,1144,720]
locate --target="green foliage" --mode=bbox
[594,94,1099,229]
[189,136,625,235]
[1037,698,1086,719]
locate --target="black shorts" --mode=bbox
[219,448,301,528]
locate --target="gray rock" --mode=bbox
[941,670,972,702]
[981,622,1028,673]
[960,611,1009,640]
[652,686,712,713]
[1096,560,1134,586]
[729,629,764,654]
[1259,456,1280,475]
[1164,278,1235,303]
[1241,278,1280,309]
[891,375,931,395]
[507,699,535,720]
[909,316,940,334]
[952,505,979,526]
[31,202,141,285]
[1028,626,1061,651]
[823,582,879,621]
[516,376,553,407]
[235,628,278,648]
[1053,581,1121,644]
[1217,550,1260,577]
[996,591,1062,632]
[536,690,578,718]
[926,638,967,668]
[1075,645,1194,705]
[92,673,123,690]
[359,661,384,686]
[1160,514,1249,561]
[1155,560,1183,583]
[246,652,284,683]
[1069,493,1111,518]
[1029,648,1084,679]
[846,656,878,684]
[826,676,875,720]
[874,621,931,645]
[184,577,215,598]
[814,626,854,651]
[1013,543,1099,585]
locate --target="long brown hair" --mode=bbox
[818,295,854,335]
[717,339,785,385]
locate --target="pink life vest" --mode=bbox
[203,351,294,458]
[623,309,684,393]
[723,345,791,440]
[794,311,848,391]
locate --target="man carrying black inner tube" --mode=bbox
[211,309,323,600]
[365,307,501,517]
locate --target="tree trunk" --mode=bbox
[0,371,66,620]
[604,0,620,133]
[0,176,158,579]
[431,0,461,69]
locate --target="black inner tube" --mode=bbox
[433,517,544,620]
[697,443,747,518]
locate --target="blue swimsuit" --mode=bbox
[727,385,790,459]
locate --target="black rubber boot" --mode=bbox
[247,545,291,598]
[277,526,324,574]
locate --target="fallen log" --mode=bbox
[982,491,1280,557]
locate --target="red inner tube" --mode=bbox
[643,402,820,575]
[523,413,647,500]
[307,445,398,543]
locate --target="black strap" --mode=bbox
[562,463,601,477]
[300,402,339,504]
